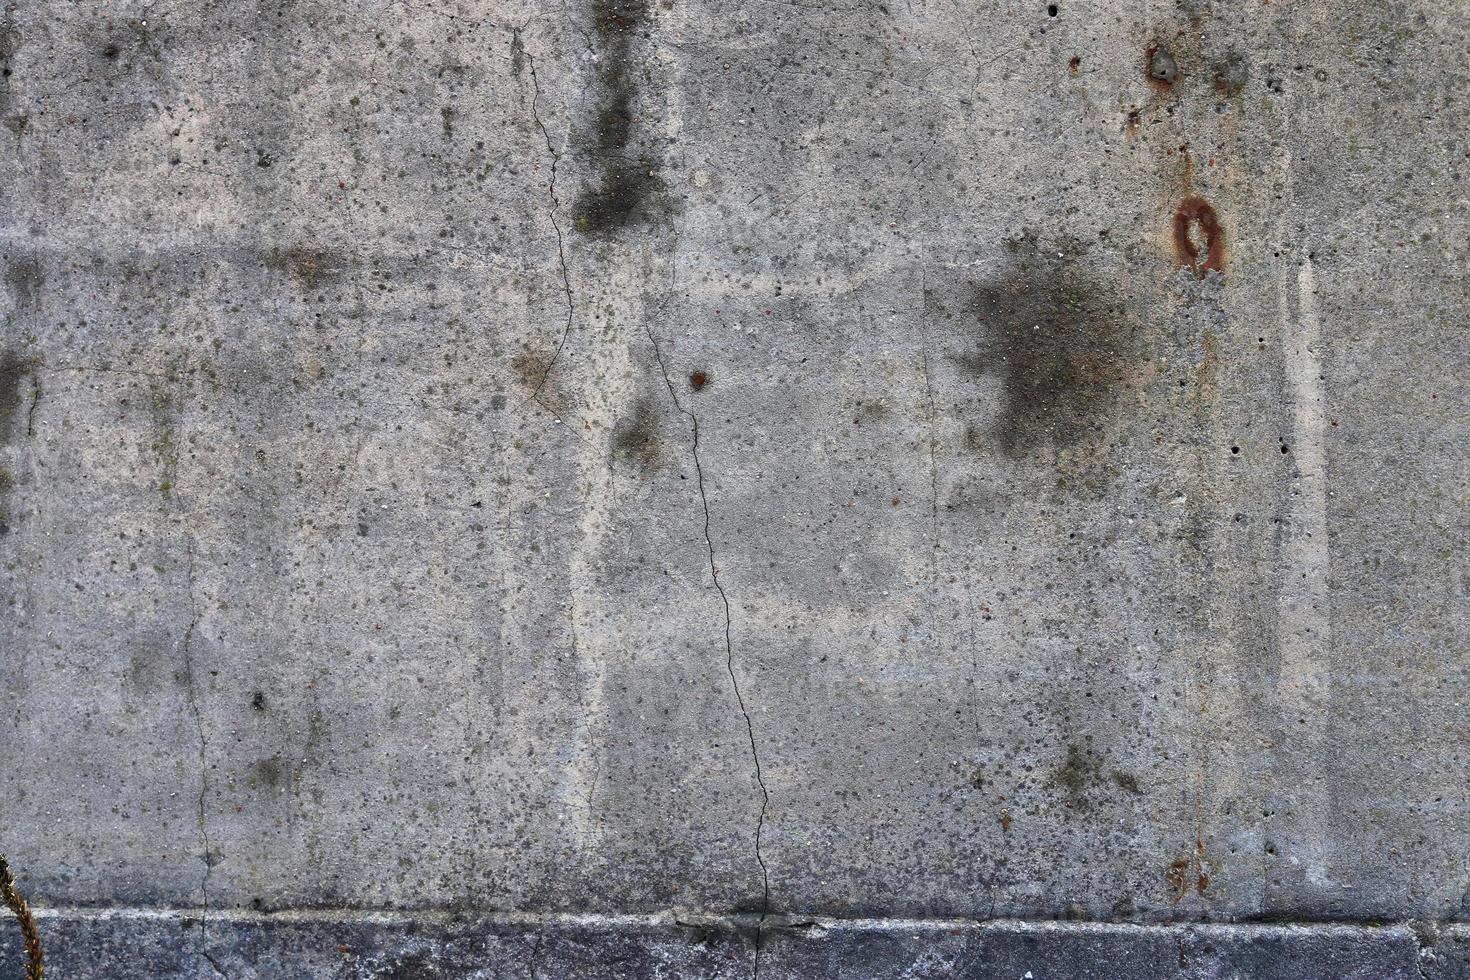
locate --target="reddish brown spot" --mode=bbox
[1197,871,1210,895]
[689,370,709,391]
[1000,810,1012,831]
[1146,44,1180,90]
[1068,55,1081,75]
[1173,197,1224,276]
[1167,858,1191,902]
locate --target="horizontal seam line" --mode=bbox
[22,907,1454,935]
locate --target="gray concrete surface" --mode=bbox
[0,0,1466,974]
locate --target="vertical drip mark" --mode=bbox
[1275,254,1332,890]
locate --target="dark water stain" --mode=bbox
[1212,51,1248,96]
[0,13,17,115]
[1052,743,1101,797]
[1174,197,1224,276]
[956,243,1137,457]
[0,466,11,535]
[512,349,555,393]
[440,105,454,140]
[574,158,666,235]
[0,351,38,445]
[264,246,344,290]
[254,756,286,789]
[1111,769,1143,794]
[510,29,525,77]
[611,394,662,472]
[4,255,43,309]
[571,0,669,236]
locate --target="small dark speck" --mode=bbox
[471,500,483,508]
[251,692,267,711]
[103,43,120,59]
[357,522,370,536]
[1230,446,1240,455]
[1280,444,1289,454]
[1047,3,1058,15]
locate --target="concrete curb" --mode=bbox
[5,907,1468,978]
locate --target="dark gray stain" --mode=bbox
[0,13,16,117]
[1212,51,1248,96]
[263,246,344,290]
[0,466,11,536]
[4,255,43,310]
[571,0,668,236]
[947,236,1136,457]
[510,28,525,77]
[611,394,662,473]
[254,756,286,789]
[0,351,38,445]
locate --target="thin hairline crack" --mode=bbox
[645,324,771,978]
[520,36,575,409]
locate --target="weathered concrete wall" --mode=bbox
[0,0,1466,974]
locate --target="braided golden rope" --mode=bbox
[0,856,43,980]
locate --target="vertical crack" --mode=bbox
[25,371,40,437]
[180,535,226,978]
[646,326,771,979]
[521,36,576,406]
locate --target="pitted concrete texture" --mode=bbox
[0,0,1467,974]
[2,912,1463,979]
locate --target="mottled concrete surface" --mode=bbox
[0,0,1466,973]
[0,912,1459,979]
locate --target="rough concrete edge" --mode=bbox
[11,907,1464,978]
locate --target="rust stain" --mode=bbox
[689,369,709,391]
[1173,196,1224,276]
[1167,858,1191,902]
[1167,834,1213,903]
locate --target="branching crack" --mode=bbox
[521,37,576,408]
[646,326,771,980]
